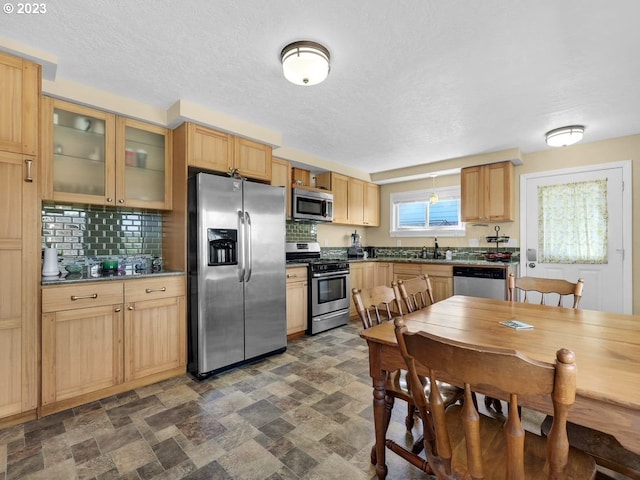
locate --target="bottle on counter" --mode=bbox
[445,250,452,260]
[433,238,439,259]
[421,246,428,259]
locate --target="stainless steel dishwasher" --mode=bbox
[453,266,508,300]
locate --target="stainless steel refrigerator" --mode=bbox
[188,172,286,378]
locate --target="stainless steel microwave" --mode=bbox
[292,188,333,222]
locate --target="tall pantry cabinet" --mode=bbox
[0,51,40,427]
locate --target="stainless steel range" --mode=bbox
[286,242,351,335]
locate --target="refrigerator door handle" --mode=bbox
[244,211,253,282]
[237,210,245,282]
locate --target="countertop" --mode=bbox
[352,257,519,267]
[286,258,518,268]
[41,269,185,286]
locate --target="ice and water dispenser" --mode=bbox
[208,229,238,266]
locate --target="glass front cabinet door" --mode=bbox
[42,98,116,205]
[116,117,171,210]
[42,97,171,210]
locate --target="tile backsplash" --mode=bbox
[42,204,162,259]
[285,220,317,242]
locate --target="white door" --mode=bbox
[521,161,632,313]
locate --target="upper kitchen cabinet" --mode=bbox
[178,122,272,182]
[271,157,292,219]
[235,136,272,181]
[0,51,39,155]
[316,172,380,226]
[461,161,514,222]
[41,98,172,209]
[116,117,172,210]
[316,172,348,223]
[363,181,380,226]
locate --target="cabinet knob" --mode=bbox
[118,199,125,204]
[115,307,121,312]
[107,197,113,203]
[128,306,134,311]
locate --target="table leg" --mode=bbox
[372,370,388,479]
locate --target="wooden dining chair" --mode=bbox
[508,274,640,479]
[352,285,400,329]
[508,273,584,307]
[483,273,585,414]
[352,287,462,466]
[393,274,435,313]
[393,317,597,479]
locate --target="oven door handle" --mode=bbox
[311,270,350,278]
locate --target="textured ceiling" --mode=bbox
[3,0,640,175]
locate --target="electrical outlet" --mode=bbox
[324,239,328,246]
[396,239,402,246]
[468,238,479,247]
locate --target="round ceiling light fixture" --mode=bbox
[545,125,585,147]
[280,41,330,86]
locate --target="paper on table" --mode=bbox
[500,320,534,330]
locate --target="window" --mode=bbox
[390,186,465,237]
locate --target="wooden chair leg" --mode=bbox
[405,402,416,430]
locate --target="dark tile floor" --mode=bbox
[0,319,624,480]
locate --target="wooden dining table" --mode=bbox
[360,295,640,479]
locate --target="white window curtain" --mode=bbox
[538,179,608,264]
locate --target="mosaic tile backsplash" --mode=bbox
[285,220,317,241]
[42,204,162,269]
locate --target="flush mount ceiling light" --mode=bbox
[545,125,585,147]
[280,41,330,86]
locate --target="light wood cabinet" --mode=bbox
[348,178,365,225]
[178,122,272,182]
[349,262,376,316]
[124,277,186,381]
[286,267,308,336]
[461,161,514,222]
[316,171,349,223]
[271,157,292,219]
[41,282,124,406]
[0,52,40,428]
[374,262,393,287]
[0,51,39,155]
[41,98,172,209]
[40,275,186,416]
[316,172,380,226]
[393,263,453,303]
[364,182,380,226]
[292,167,311,187]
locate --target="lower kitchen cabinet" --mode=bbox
[124,277,186,381]
[41,282,124,408]
[286,267,307,337]
[393,263,453,303]
[374,262,393,287]
[41,275,186,416]
[349,262,375,316]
